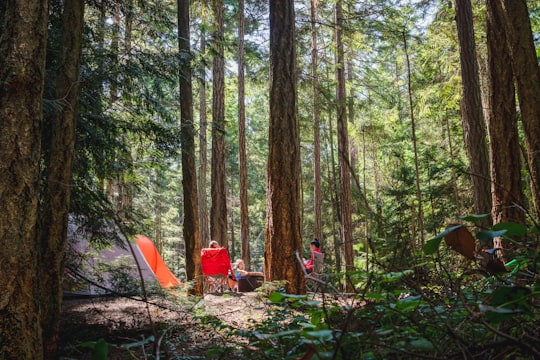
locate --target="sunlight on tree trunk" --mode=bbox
[238,0,251,270]
[498,0,540,219]
[210,0,228,247]
[178,0,203,295]
[265,0,304,294]
[198,20,210,247]
[486,0,525,255]
[311,0,322,242]
[454,0,492,225]
[335,0,355,293]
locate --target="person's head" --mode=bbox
[310,239,320,250]
[209,240,219,248]
[234,259,245,269]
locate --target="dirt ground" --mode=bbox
[59,291,271,359]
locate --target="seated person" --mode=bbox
[304,239,322,273]
[228,259,264,291]
[209,240,220,249]
[228,259,248,291]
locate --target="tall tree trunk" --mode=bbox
[38,0,84,357]
[445,111,462,215]
[361,126,370,271]
[210,0,228,246]
[198,25,210,247]
[347,60,359,218]
[105,2,124,216]
[265,0,303,294]
[154,174,163,253]
[402,31,425,250]
[454,0,492,224]
[0,0,49,358]
[237,0,251,270]
[498,0,540,218]
[178,0,203,295]
[486,0,525,252]
[118,0,134,221]
[335,0,355,293]
[311,0,322,242]
[326,92,342,278]
[368,91,383,239]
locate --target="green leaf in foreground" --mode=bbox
[424,224,462,255]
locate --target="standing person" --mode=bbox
[304,239,322,273]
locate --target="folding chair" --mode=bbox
[201,247,235,293]
[296,250,344,298]
[309,252,325,291]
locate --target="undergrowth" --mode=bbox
[62,218,539,359]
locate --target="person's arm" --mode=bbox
[237,269,248,276]
[304,257,314,269]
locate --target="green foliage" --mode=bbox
[424,224,463,255]
[231,212,540,359]
[36,0,540,358]
[75,336,155,359]
[76,338,109,360]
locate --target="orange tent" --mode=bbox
[134,234,182,288]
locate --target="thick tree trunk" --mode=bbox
[210,0,228,246]
[454,0,492,223]
[265,0,304,294]
[486,0,525,250]
[178,0,203,295]
[0,1,49,358]
[498,0,540,218]
[335,1,355,293]
[39,0,84,357]
[238,0,251,270]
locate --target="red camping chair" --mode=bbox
[201,247,236,293]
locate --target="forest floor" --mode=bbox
[58,290,275,359]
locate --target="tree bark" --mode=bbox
[498,0,540,218]
[237,0,252,270]
[486,0,525,244]
[454,0,492,224]
[402,31,425,250]
[210,0,228,246]
[0,0,49,358]
[198,24,209,247]
[39,0,84,357]
[327,99,342,277]
[335,0,355,293]
[178,0,203,295]
[265,0,304,294]
[311,0,322,242]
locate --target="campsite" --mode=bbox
[59,292,271,359]
[2,1,540,359]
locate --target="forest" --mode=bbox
[1,0,539,359]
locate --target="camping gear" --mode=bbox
[65,221,181,296]
[134,235,182,288]
[237,275,264,292]
[201,247,235,293]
